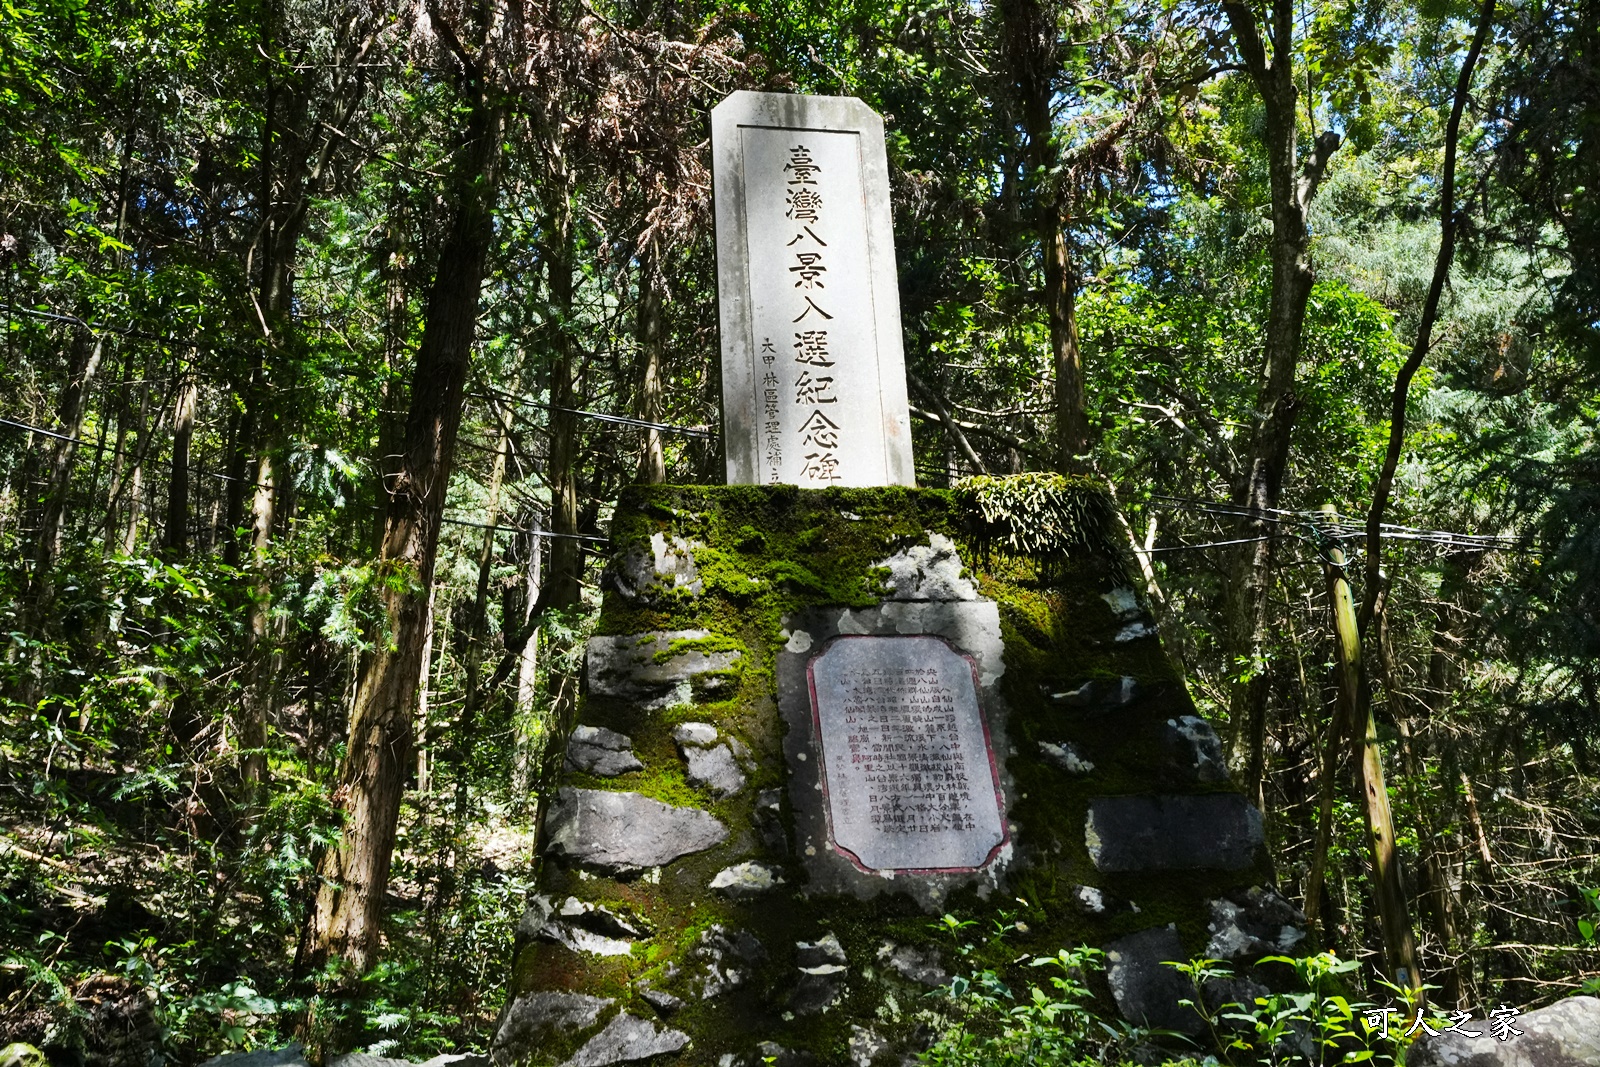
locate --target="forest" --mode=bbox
[1,0,1597,1062]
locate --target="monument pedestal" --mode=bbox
[492,480,1303,1066]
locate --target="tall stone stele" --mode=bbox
[492,92,1304,1067]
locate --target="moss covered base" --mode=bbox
[491,482,1301,1067]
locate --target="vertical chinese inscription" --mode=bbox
[807,635,1006,872]
[712,91,915,487]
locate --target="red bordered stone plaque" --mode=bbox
[806,634,1007,872]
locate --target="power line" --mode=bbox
[0,413,607,542]
[1143,493,1531,555]
[473,387,716,440]
[0,302,210,351]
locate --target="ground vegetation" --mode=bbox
[2,0,1598,1061]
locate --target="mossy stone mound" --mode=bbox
[493,481,1303,1067]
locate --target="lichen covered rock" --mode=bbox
[543,788,727,875]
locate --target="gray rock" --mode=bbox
[1165,716,1228,784]
[876,942,946,987]
[710,861,783,897]
[690,925,767,998]
[1039,740,1094,775]
[587,631,741,710]
[1104,926,1203,1036]
[544,788,728,875]
[1069,885,1108,915]
[1086,794,1263,871]
[683,744,747,796]
[199,1046,311,1067]
[516,895,555,941]
[545,924,636,957]
[1113,621,1155,642]
[559,897,651,939]
[1101,587,1143,620]
[566,726,644,777]
[789,969,846,1015]
[493,993,613,1063]
[1408,996,1600,1066]
[790,932,847,1014]
[610,533,704,602]
[875,533,978,601]
[562,1013,690,1067]
[1048,676,1139,710]
[1204,886,1307,961]
[847,1026,889,1067]
[672,722,719,747]
[795,932,847,969]
[635,982,683,1015]
[754,788,789,854]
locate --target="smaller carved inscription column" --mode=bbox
[807,635,1006,872]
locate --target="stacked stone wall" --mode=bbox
[493,482,1305,1067]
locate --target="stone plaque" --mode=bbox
[806,635,1006,872]
[712,91,915,488]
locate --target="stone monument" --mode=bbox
[489,91,1303,1067]
[490,481,1303,1067]
[712,91,915,488]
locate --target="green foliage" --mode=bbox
[920,945,1181,1067]
[955,473,1122,573]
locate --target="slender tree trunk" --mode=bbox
[511,520,544,801]
[299,76,508,975]
[1303,669,1345,943]
[415,583,438,795]
[635,255,666,485]
[119,379,152,555]
[1321,505,1421,999]
[1218,0,1340,802]
[29,333,106,609]
[1383,665,1463,1006]
[546,191,583,613]
[1044,225,1088,467]
[453,404,512,823]
[240,455,277,802]
[1360,0,1495,624]
[998,0,1090,469]
[163,375,198,559]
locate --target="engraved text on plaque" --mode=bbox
[806,635,1006,872]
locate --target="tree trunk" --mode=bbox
[1321,505,1421,999]
[511,519,545,801]
[998,0,1090,470]
[453,403,512,823]
[546,194,583,612]
[239,454,277,802]
[163,375,198,559]
[1218,0,1340,802]
[415,582,439,795]
[29,333,106,608]
[635,254,666,485]
[299,78,508,976]
[1360,0,1495,623]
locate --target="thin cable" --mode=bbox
[0,302,209,351]
[474,387,716,439]
[0,413,607,542]
[441,514,608,543]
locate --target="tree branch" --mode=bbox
[1360,0,1497,633]
[1298,130,1342,208]
[1220,1,1270,81]
[908,374,989,475]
